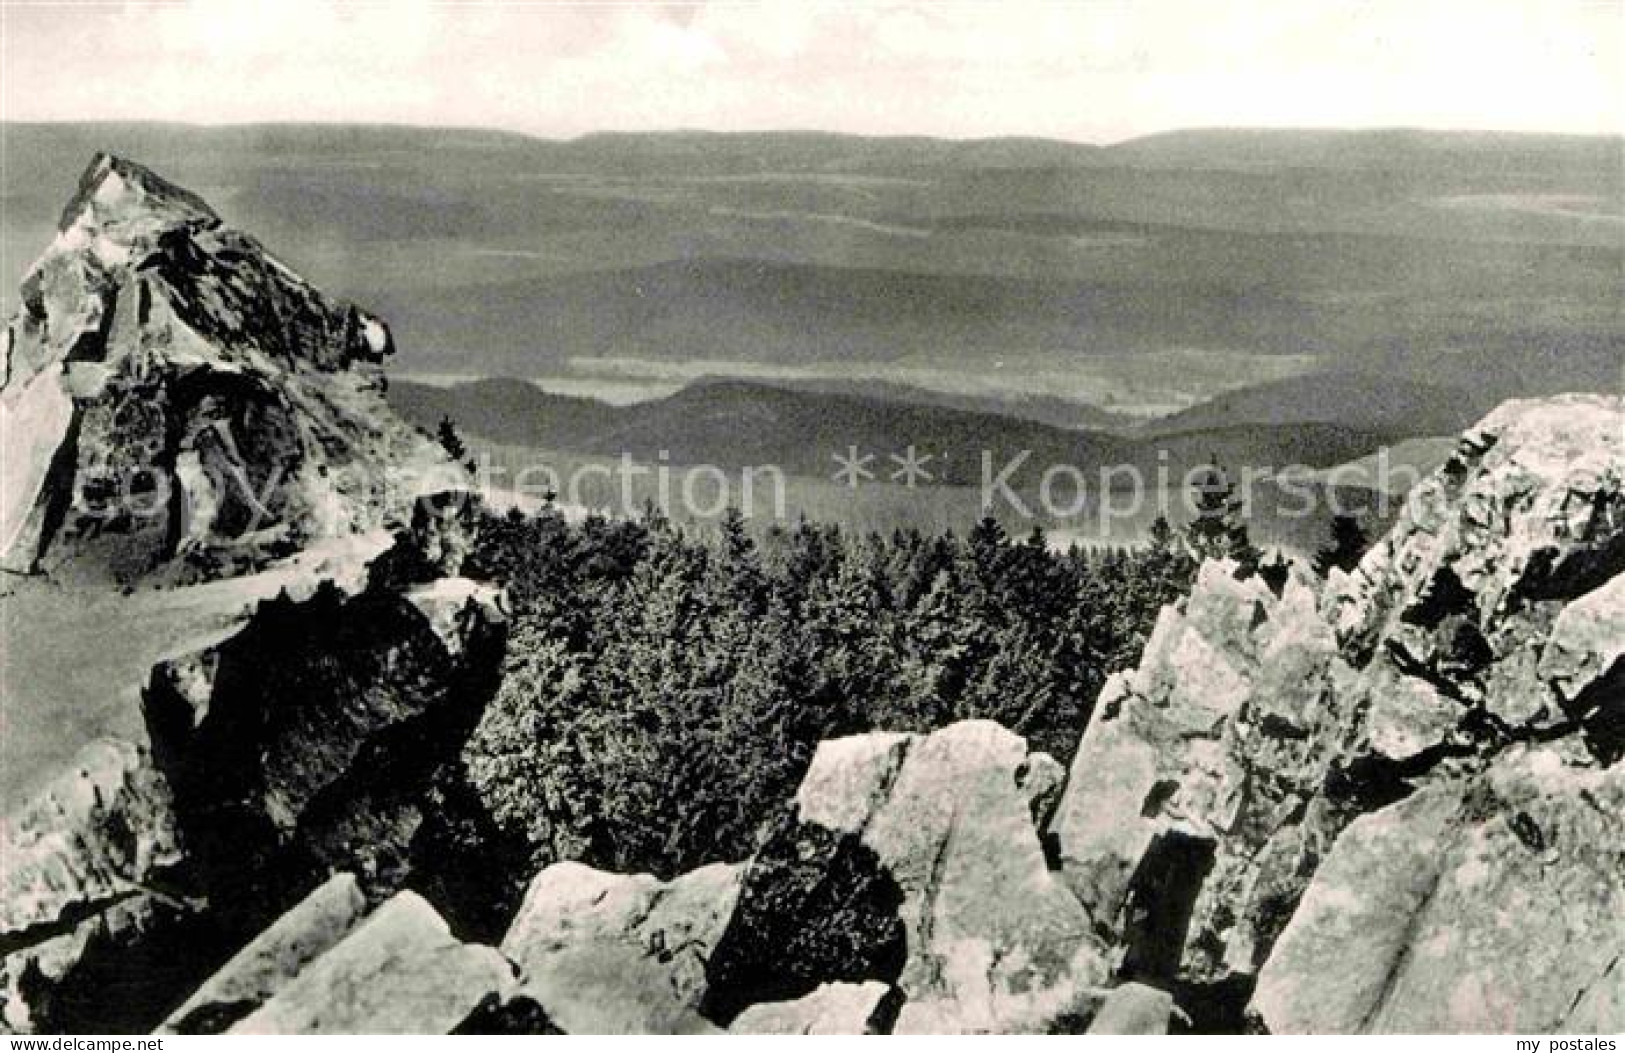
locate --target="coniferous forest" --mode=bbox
[459,504,1199,882]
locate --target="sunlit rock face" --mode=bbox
[227,891,516,1035]
[500,861,741,1035]
[1050,393,1625,1033]
[789,721,1107,1034]
[1255,741,1625,1034]
[0,153,454,581]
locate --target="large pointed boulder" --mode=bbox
[790,721,1107,1033]
[0,153,457,581]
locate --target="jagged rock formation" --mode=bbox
[1052,394,1624,1031]
[227,892,515,1034]
[0,153,452,580]
[500,861,740,1034]
[482,723,1105,1035]
[1254,741,1624,1032]
[3,156,1620,1036]
[0,740,181,950]
[141,573,506,908]
[0,158,505,1034]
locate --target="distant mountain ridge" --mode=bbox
[5,123,1618,413]
[388,375,1404,488]
[1140,371,1487,437]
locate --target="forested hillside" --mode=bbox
[458,505,1199,881]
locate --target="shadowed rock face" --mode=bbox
[1051,394,1625,1032]
[0,741,197,1033]
[0,153,452,581]
[142,575,507,922]
[702,816,907,1024]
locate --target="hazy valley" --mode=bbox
[5,122,1620,424]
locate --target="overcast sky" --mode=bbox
[2,1,1619,142]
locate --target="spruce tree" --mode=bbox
[1314,513,1370,576]
[1185,460,1261,572]
[437,415,468,462]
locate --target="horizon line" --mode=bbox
[3,117,1621,150]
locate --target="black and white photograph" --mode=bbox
[0,0,1620,1038]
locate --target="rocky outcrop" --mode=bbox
[790,722,1107,1034]
[157,873,368,1034]
[5,155,1621,1037]
[1051,393,1625,1031]
[0,740,181,947]
[0,157,521,1035]
[500,861,741,1034]
[228,892,515,1034]
[3,543,510,1033]
[493,721,1106,1035]
[0,153,455,580]
[1053,560,1350,993]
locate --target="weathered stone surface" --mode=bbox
[229,891,514,1034]
[798,721,1107,1034]
[2,155,510,1036]
[1255,742,1625,1033]
[0,153,458,580]
[501,860,740,1034]
[0,740,181,940]
[0,364,74,571]
[1053,558,1348,987]
[1333,396,1625,653]
[1086,983,1174,1035]
[0,741,208,1033]
[1538,571,1625,710]
[157,873,368,1034]
[729,981,899,1034]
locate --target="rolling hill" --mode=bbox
[5,122,1619,418]
[1140,371,1487,437]
[389,376,1403,490]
